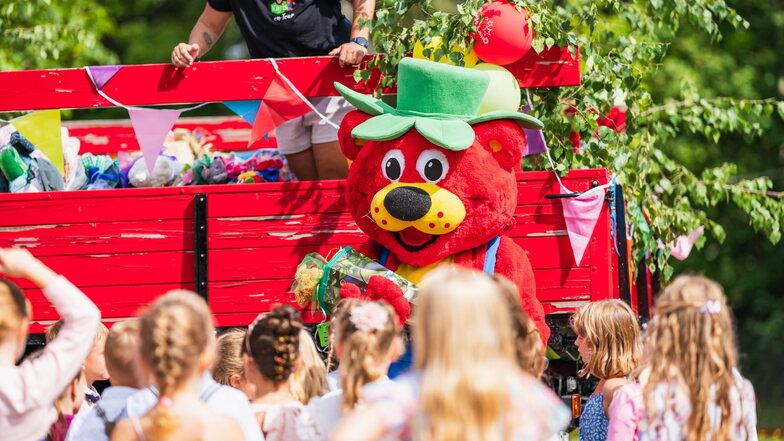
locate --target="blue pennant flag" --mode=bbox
[223,100,262,126]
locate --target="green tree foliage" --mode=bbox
[0,0,117,70]
[362,0,784,281]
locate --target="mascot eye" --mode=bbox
[416,150,449,184]
[382,149,405,182]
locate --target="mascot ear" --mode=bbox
[338,110,374,161]
[473,120,527,171]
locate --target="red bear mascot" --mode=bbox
[334,57,549,342]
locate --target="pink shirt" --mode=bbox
[0,276,100,441]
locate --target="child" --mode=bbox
[110,291,244,441]
[330,266,570,441]
[46,317,110,408]
[0,248,100,441]
[297,300,401,441]
[243,304,305,441]
[213,328,256,400]
[607,275,758,441]
[48,366,87,441]
[572,299,641,441]
[290,328,330,404]
[67,320,144,441]
[494,274,547,378]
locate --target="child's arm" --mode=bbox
[0,248,100,413]
[606,383,642,441]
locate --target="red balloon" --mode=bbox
[472,0,533,66]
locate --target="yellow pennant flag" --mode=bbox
[12,110,63,173]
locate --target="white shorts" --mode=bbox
[274,96,355,155]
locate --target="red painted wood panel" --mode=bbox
[0,49,579,112]
[10,251,193,290]
[0,194,194,227]
[63,116,277,154]
[0,220,193,256]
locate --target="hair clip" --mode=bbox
[699,300,721,314]
[350,302,389,332]
[158,395,173,409]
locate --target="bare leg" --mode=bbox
[312,141,349,180]
[285,149,319,181]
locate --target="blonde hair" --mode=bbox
[104,320,140,381]
[139,290,214,439]
[642,275,743,441]
[290,329,330,404]
[332,300,398,411]
[0,279,27,341]
[415,266,519,441]
[46,318,109,345]
[213,328,246,386]
[493,275,546,378]
[572,299,641,379]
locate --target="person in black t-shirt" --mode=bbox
[171,0,375,181]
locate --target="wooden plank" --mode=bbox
[23,283,189,321]
[0,194,194,227]
[0,219,193,256]
[10,251,193,289]
[207,186,349,218]
[506,46,581,88]
[63,116,277,154]
[0,50,579,112]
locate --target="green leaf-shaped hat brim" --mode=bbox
[351,114,476,151]
[351,113,416,141]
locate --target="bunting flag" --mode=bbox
[11,110,64,173]
[249,73,313,147]
[223,100,262,126]
[659,226,704,260]
[128,107,182,174]
[560,184,609,265]
[87,65,124,90]
[521,105,547,156]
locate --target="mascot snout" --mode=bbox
[370,182,466,238]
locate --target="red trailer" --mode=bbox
[0,51,652,419]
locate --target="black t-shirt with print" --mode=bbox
[208,0,352,58]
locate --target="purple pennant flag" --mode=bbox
[522,104,547,156]
[128,107,182,174]
[87,65,124,90]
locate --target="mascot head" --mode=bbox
[335,58,543,267]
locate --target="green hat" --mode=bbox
[334,57,544,151]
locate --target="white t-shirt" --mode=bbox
[296,376,395,441]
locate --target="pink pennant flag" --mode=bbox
[659,226,704,260]
[561,184,608,265]
[87,65,124,90]
[128,107,181,174]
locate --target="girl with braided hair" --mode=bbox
[243,304,305,441]
[296,299,402,441]
[110,291,244,441]
[607,275,758,441]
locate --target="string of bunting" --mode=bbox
[524,91,703,262]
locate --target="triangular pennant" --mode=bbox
[12,110,64,173]
[87,65,124,90]
[561,184,607,265]
[523,128,547,156]
[128,107,182,174]
[223,100,262,126]
[249,74,312,147]
[659,226,704,260]
[521,105,546,156]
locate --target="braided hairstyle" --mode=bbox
[244,305,303,383]
[139,290,214,439]
[332,300,398,411]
